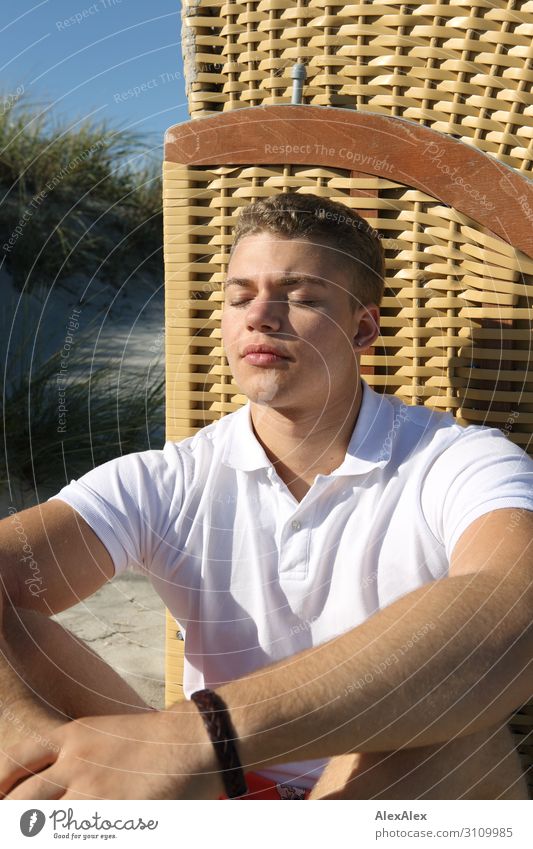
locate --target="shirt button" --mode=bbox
[291,520,301,531]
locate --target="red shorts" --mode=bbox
[219,771,310,800]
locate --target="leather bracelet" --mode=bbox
[190,688,248,799]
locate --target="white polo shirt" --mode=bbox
[50,380,533,790]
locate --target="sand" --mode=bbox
[53,573,166,710]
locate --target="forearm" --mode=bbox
[0,610,67,751]
[1,602,151,722]
[0,587,34,710]
[216,572,533,771]
[0,631,39,714]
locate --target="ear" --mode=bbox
[353,305,380,350]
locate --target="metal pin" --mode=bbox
[291,63,307,105]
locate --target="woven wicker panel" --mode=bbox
[182,0,533,174]
[164,161,533,451]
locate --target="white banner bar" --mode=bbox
[3,799,531,848]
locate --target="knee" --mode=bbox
[310,751,392,800]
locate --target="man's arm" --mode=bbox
[0,501,117,726]
[210,507,533,772]
[1,507,532,799]
[0,500,115,626]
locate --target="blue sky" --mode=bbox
[1,0,188,155]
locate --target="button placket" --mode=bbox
[279,513,309,579]
[272,471,334,580]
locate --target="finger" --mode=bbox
[5,767,65,800]
[0,740,58,798]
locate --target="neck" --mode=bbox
[250,380,364,502]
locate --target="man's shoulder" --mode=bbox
[381,390,461,445]
[170,405,247,460]
[86,409,245,484]
[386,393,530,473]
[379,390,510,469]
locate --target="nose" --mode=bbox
[245,295,283,333]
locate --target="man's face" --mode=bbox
[221,231,377,412]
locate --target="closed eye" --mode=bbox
[226,297,321,308]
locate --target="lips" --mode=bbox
[241,343,291,366]
[242,344,289,358]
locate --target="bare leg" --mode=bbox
[309,724,528,800]
[0,605,152,752]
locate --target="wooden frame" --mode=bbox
[165,105,533,259]
[181,0,533,180]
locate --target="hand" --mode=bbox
[0,707,223,800]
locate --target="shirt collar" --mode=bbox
[221,403,272,471]
[221,380,395,475]
[331,380,395,476]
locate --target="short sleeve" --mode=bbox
[420,427,533,562]
[48,442,185,577]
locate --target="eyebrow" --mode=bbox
[223,275,328,290]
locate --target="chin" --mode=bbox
[235,370,284,405]
[247,387,281,406]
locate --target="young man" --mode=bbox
[0,192,532,800]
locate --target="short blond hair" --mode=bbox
[230,192,385,308]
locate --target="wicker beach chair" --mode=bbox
[164,0,533,795]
